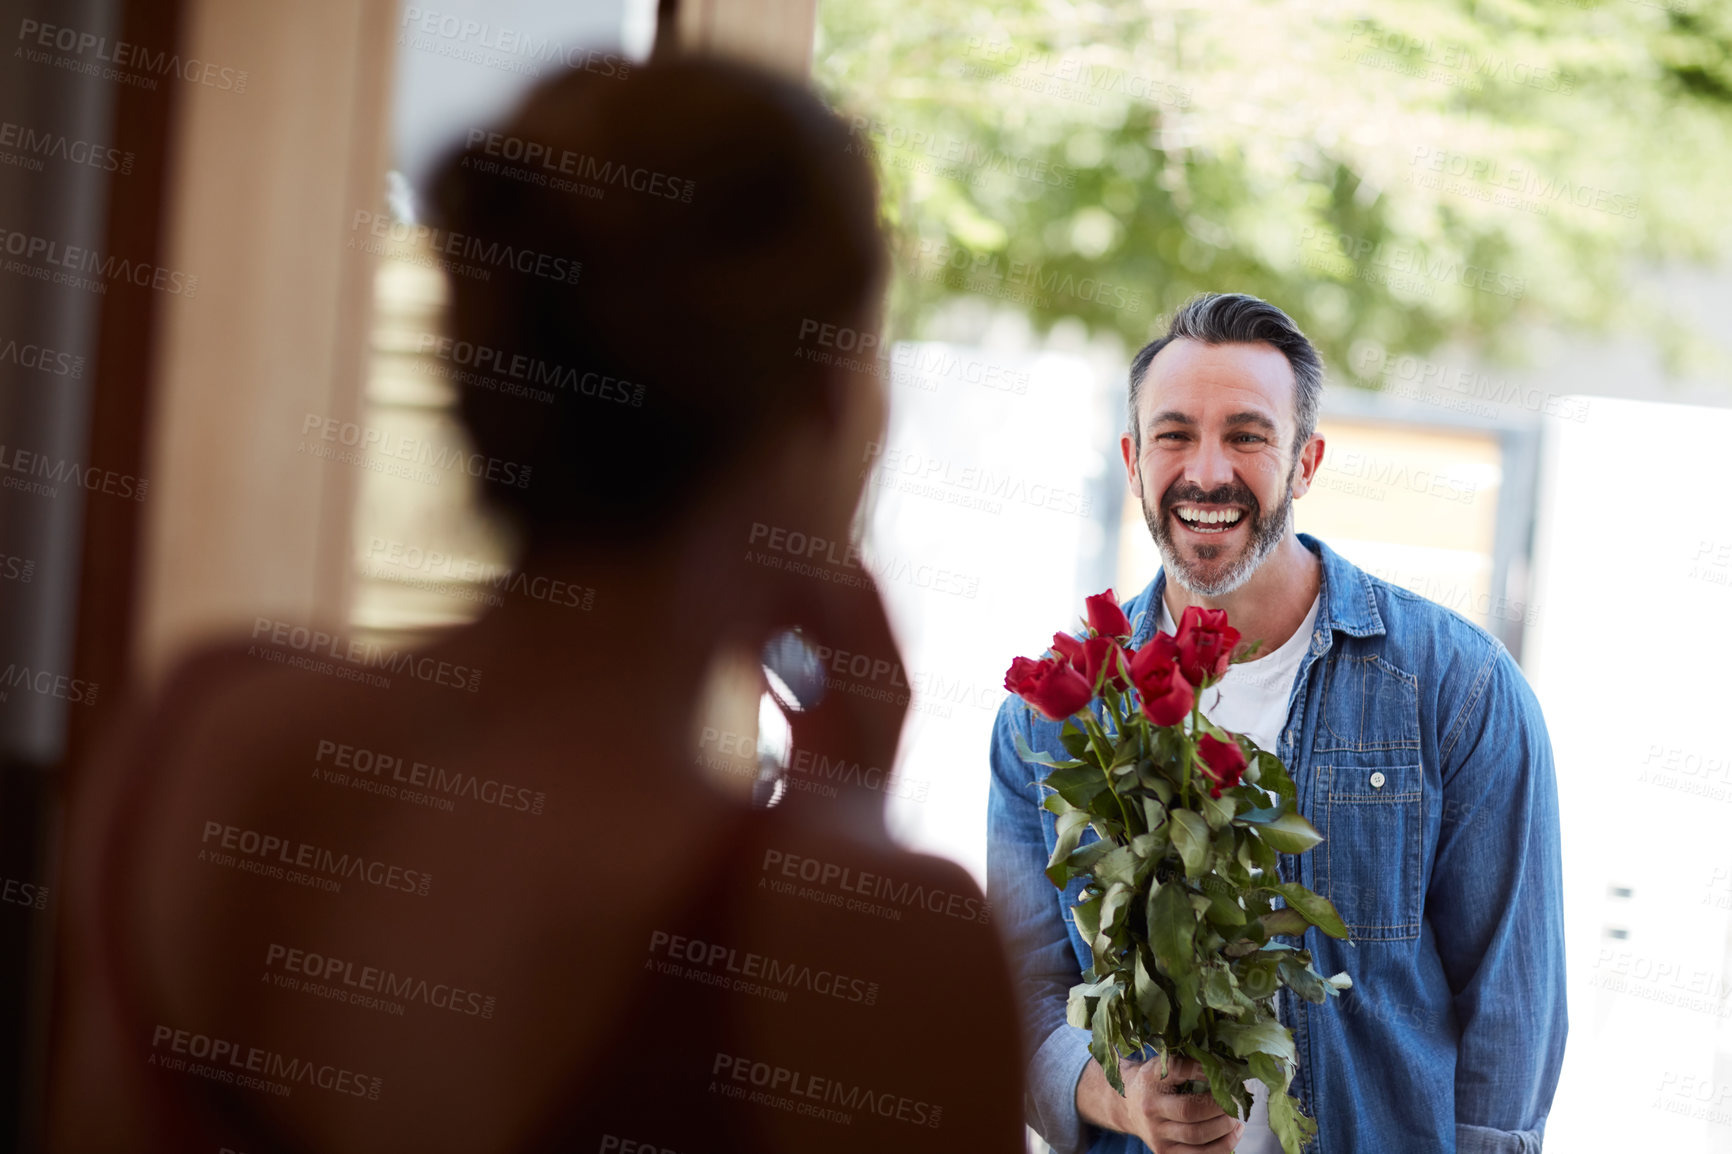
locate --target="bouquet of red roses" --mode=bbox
[1004,590,1352,1154]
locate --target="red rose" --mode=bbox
[1050,632,1087,670]
[1128,634,1194,727]
[1051,632,1131,694]
[1174,605,1243,687]
[1085,589,1133,639]
[1084,636,1133,692]
[1004,655,1094,721]
[1196,734,1248,798]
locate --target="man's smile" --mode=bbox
[1171,504,1246,536]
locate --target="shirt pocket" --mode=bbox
[1310,653,1424,942]
[1315,761,1424,942]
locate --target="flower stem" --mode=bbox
[1181,697,1198,812]
[1084,712,1135,839]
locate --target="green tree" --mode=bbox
[815,0,1732,382]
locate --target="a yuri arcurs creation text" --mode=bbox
[1004,590,1352,1154]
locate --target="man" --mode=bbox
[987,293,1565,1154]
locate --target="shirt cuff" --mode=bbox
[1455,1123,1543,1154]
[1027,1024,1096,1154]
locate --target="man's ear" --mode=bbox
[1119,432,1143,500]
[1290,433,1325,498]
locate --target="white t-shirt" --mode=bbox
[1156,592,1321,1154]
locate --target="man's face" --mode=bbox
[1119,339,1320,597]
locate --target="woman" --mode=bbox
[48,57,1024,1154]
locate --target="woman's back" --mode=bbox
[52,622,1024,1154]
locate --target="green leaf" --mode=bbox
[1109,738,1139,771]
[1133,949,1171,1035]
[1014,729,1087,770]
[1092,843,1142,890]
[1090,986,1127,1095]
[1064,837,1116,876]
[1201,966,1250,1017]
[1173,969,1203,1036]
[1265,1074,1319,1154]
[1093,884,1134,974]
[1129,949,1170,1025]
[1072,973,1119,999]
[1043,763,1112,810]
[1072,894,1102,944]
[1087,785,1130,827]
[1247,1051,1295,1096]
[1170,809,1210,877]
[1264,882,1350,940]
[1139,769,1176,805]
[1254,811,1324,854]
[1234,954,1282,1005]
[1127,830,1165,863]
[1253,751,1297,802]
[1247,1045,1319,1154]
[1065,984,1093,1029]
[1245,832,1278,874]
[1099,882,1134,940]
[1197,788,1237,831]
[1192,1045,1253,1121]
[1260,908,1311,939]
[1146,882,1196,980]
[1218,844,1252,889]
[1214,1018,1297,1066]
[1204,890,1247,927]
[1060,721,1092,763]
[1231,639,1266,665]
[1212,824,1236,867]
[1045,809,1093,887]
[1278,957,1330,1004]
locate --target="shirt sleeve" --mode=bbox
[986,696,1099,1154]
[1431,640,1567,1153]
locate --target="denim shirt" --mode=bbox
[986,535,1566,1154]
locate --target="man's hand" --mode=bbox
[1076,1056,1246,1153]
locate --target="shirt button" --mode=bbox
[1370,772,1386,789]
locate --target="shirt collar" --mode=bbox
[1124,533,1385,648]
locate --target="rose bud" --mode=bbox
[1129,634,1194,727]
[1004,655,1095,720]
[1196,734,1248,798]
[1085,588,1133,639]
[1051,632,1132,694]
[1174,605,1243,687]
[1083,636,1132,692]
[1050,631,1087,670]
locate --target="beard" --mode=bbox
[1143,458,1297,598]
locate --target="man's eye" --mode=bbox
[1233,434,1266,444]
[1154,432,1187,442]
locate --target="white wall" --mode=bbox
[1528,396,1732,1151]
[865,340,1116,880]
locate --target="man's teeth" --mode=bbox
[1176,507,1243,525]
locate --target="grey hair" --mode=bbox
[1127,292,1323,456]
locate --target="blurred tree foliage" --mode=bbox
[813,0,1732,383]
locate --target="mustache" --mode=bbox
[1160,482,1260,516]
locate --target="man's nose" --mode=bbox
[1182,438,1236,494]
